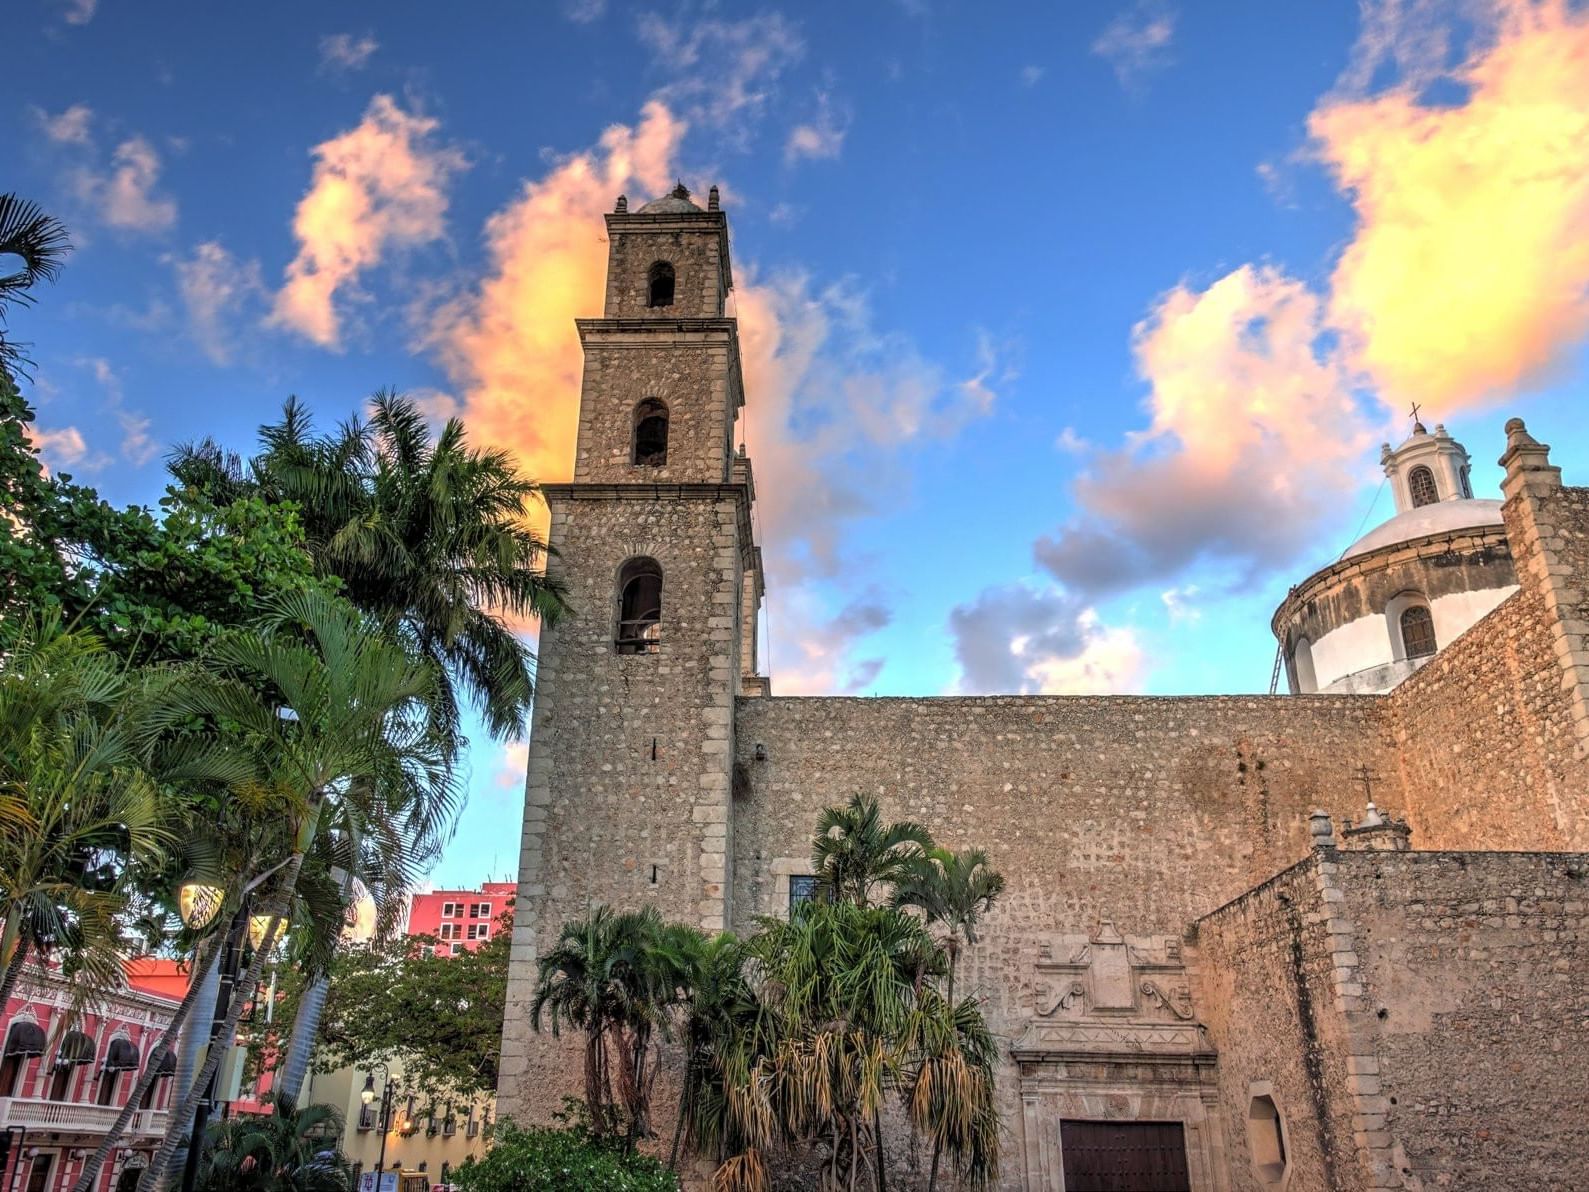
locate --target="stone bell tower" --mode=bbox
[497,184,765,1118]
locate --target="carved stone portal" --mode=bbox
[1010,922,1229,1192]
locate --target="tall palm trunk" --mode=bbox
[137,850,305,1191]
[71,938,222,1192]
[275,971,328,1107]
[925,937,961,1192]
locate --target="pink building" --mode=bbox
[404,882,513,957]
[0,960,186,1192]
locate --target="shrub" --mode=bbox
[450,1119,678,1192]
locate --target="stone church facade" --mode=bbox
[498,189,1589,1190]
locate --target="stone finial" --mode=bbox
[1498,416,1561,492]
[708,185,721,211]
[671,181,690,200]
[1380,442,1393,464]
[1360,800,1384,828]
[1309,809,1335,849]
[615,195,628,213]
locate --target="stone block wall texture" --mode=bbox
[571,330,740,485]
[603,215,728,319]
[1197,850,1589,1192]
[497,491,745,1122]
[1387,480,1589,852]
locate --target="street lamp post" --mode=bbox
[360,1066,398,1190]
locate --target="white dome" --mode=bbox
[1342,498,1504,561]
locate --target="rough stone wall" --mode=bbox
[603,214,727,319]
[1387,473,1589,851]
[1192,857,1354,1192]
[1342,851,1589,1190]
[498,490,745,1123]
[571,330,740,485]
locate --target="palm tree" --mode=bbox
[195,1092,352,1192]
[171,390,567,747]
[529,905,673,1140]
[0,194,71,378]
[0,618,171,1008]
[700,899,999,1192]
[667,931,760,1173]
[811,794,933,908]
[891,847,1005,1192]
[135,590,457,1190]
[891,847,1005,1004]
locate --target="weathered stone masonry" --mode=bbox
[499,193,1589,1190]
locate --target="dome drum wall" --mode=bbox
[1273,526,1517,694]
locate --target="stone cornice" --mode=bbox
[542,482,757,570]
[575,318,745,409]
[1270,522,1512,638]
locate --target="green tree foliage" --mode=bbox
[0,194,71,377]
[0,372,331,662]
[812,794,933,907]
[195,1093,353,1192]
[450,1119,678,1192]
[294,914,512,1102]
[171,391,568,746]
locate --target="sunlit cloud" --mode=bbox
[272,95,466,349]
[785,92,849,165]
[1313,0,1589,414]
[170,240,266,366]
[33,104,93,145]
[75,356,158,466]
[318,32,379,73]
[1092,1,1176,91]
[636,12,805,141]
[770,594,890,695]
[24,424,91,473]
[564,0,606,23]
[71,136,178,233]
[60,0,96,26]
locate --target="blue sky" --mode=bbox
[12,0,1589,884]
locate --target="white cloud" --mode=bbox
[1160,585,1202,624]
[318,32,379,73]
[272,95,467,348]
[72,137,178,233]
[73,356,158,466]
[170,240,266,365]
[636,12,805,140]
[1092,2,1176,91]
[60,0,96,25]
[34,104,93,145]
[785,92,849,165]
[25,424,91,473]
[1020,65,1046,87]
[949,582,1145,695]
[563,0,606,23]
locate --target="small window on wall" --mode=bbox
[633,398,669,466]
[788,875,818,917]
[1408,465,1438,508]
[1460,465,1473,498]
[617,558,663,654]
[1400,605,1437,658]
[647,261,675,308]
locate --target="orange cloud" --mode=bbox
[273,95,466,348]
[72,136,177,233]
[429,101,686,492]
[1314,0,1589,413]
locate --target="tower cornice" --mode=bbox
[541,481,757,570]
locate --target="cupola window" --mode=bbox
[647,261,675,308]
[1408,465,1438,508]
[1400,605,1437,659]
[633,398,669,466]
[617,557,663,654]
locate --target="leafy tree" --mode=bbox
[812,794,932,907]
[0,194,71,377]
[0,372,333,663]
[195,1093,353,1192]
[891,847,1005,1004]
[171,390,568,746]
[0,618,173,1006]
[530,906,679,1142]
[694,899,1000,1192]
[136,591,458,1190]
[450,1119,678,1192]
[276,913,513,1102]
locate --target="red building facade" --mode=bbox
[403,882,513,956]
[0,960,186,1192]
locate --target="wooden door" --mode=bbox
[1060,1119,1191,1192]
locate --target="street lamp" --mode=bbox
[363,1064,398,1186]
